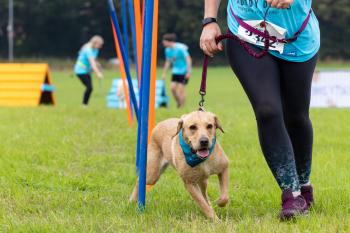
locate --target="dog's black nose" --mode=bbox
[200,137,209,147]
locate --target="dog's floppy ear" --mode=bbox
[173,119,184,138]
[214,116,225,133]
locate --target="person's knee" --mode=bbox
[285,113,310,128]
[170,84,177,93]
[255,103,282,123]
[86,86,93,93]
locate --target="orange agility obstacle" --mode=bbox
[0,63,56,106]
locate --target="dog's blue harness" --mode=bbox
[179,129,216,167]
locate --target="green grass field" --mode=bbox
[0,66,350,232]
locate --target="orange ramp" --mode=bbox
[0,63,56,106]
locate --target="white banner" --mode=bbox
[311,70,350,108]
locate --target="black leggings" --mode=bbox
[226,38,318,192]
[77,74,93,105]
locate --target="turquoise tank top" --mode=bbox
[165,42,190,75]
[227,0,320,62]
[74,46,99,75]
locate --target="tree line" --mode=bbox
[0,0,349,62]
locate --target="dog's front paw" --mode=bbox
[213,214,222,222]
[216,196,229,207]
[206,211,219,221]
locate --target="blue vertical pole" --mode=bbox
[137,0,154,210]
[108,0,139,120]
[136,116,141,172]
[128,0,139,80]
[121,0,129,62]
[121,0,134,120]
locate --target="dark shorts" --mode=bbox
[171,74,188,85]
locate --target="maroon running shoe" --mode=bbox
[280,189,308,220]
[301,185,314,209]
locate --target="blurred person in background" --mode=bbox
[161,33,192,108]
[74,35,104,106]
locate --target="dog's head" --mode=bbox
[175,111,224,159]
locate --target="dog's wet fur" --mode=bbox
[130,111,229,219]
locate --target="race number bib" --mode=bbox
[237,20,287,54]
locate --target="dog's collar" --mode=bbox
[179,129,216,167]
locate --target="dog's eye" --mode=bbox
[207,124,213,130]
[189,125,197,131]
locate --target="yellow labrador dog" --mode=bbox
[130,111,229,219]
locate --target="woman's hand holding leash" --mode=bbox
[200,23,223,57]
[265,0,294,9]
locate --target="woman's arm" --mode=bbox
[88,57,103,79]
[161,60,171,80]
[204,0,221,18]
[200,0,223,57]
[185,55,192,79]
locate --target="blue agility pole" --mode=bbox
[108,0,139,120]
[136,114,141,172]
[121,0,134,121]
[129,0,140,172]
[137,0,154,210]
[128,0,139,81]
[121,0,129,62]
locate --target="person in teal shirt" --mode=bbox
[74,35,104,105]
[200,0,319,220]
[161,33,192,108]
[227,0,320,62]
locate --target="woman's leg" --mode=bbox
[178,83,186,107]
[170,82,180,107]
[278,54,318,185]
[226,39,300,191]
[77,74,93,105]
